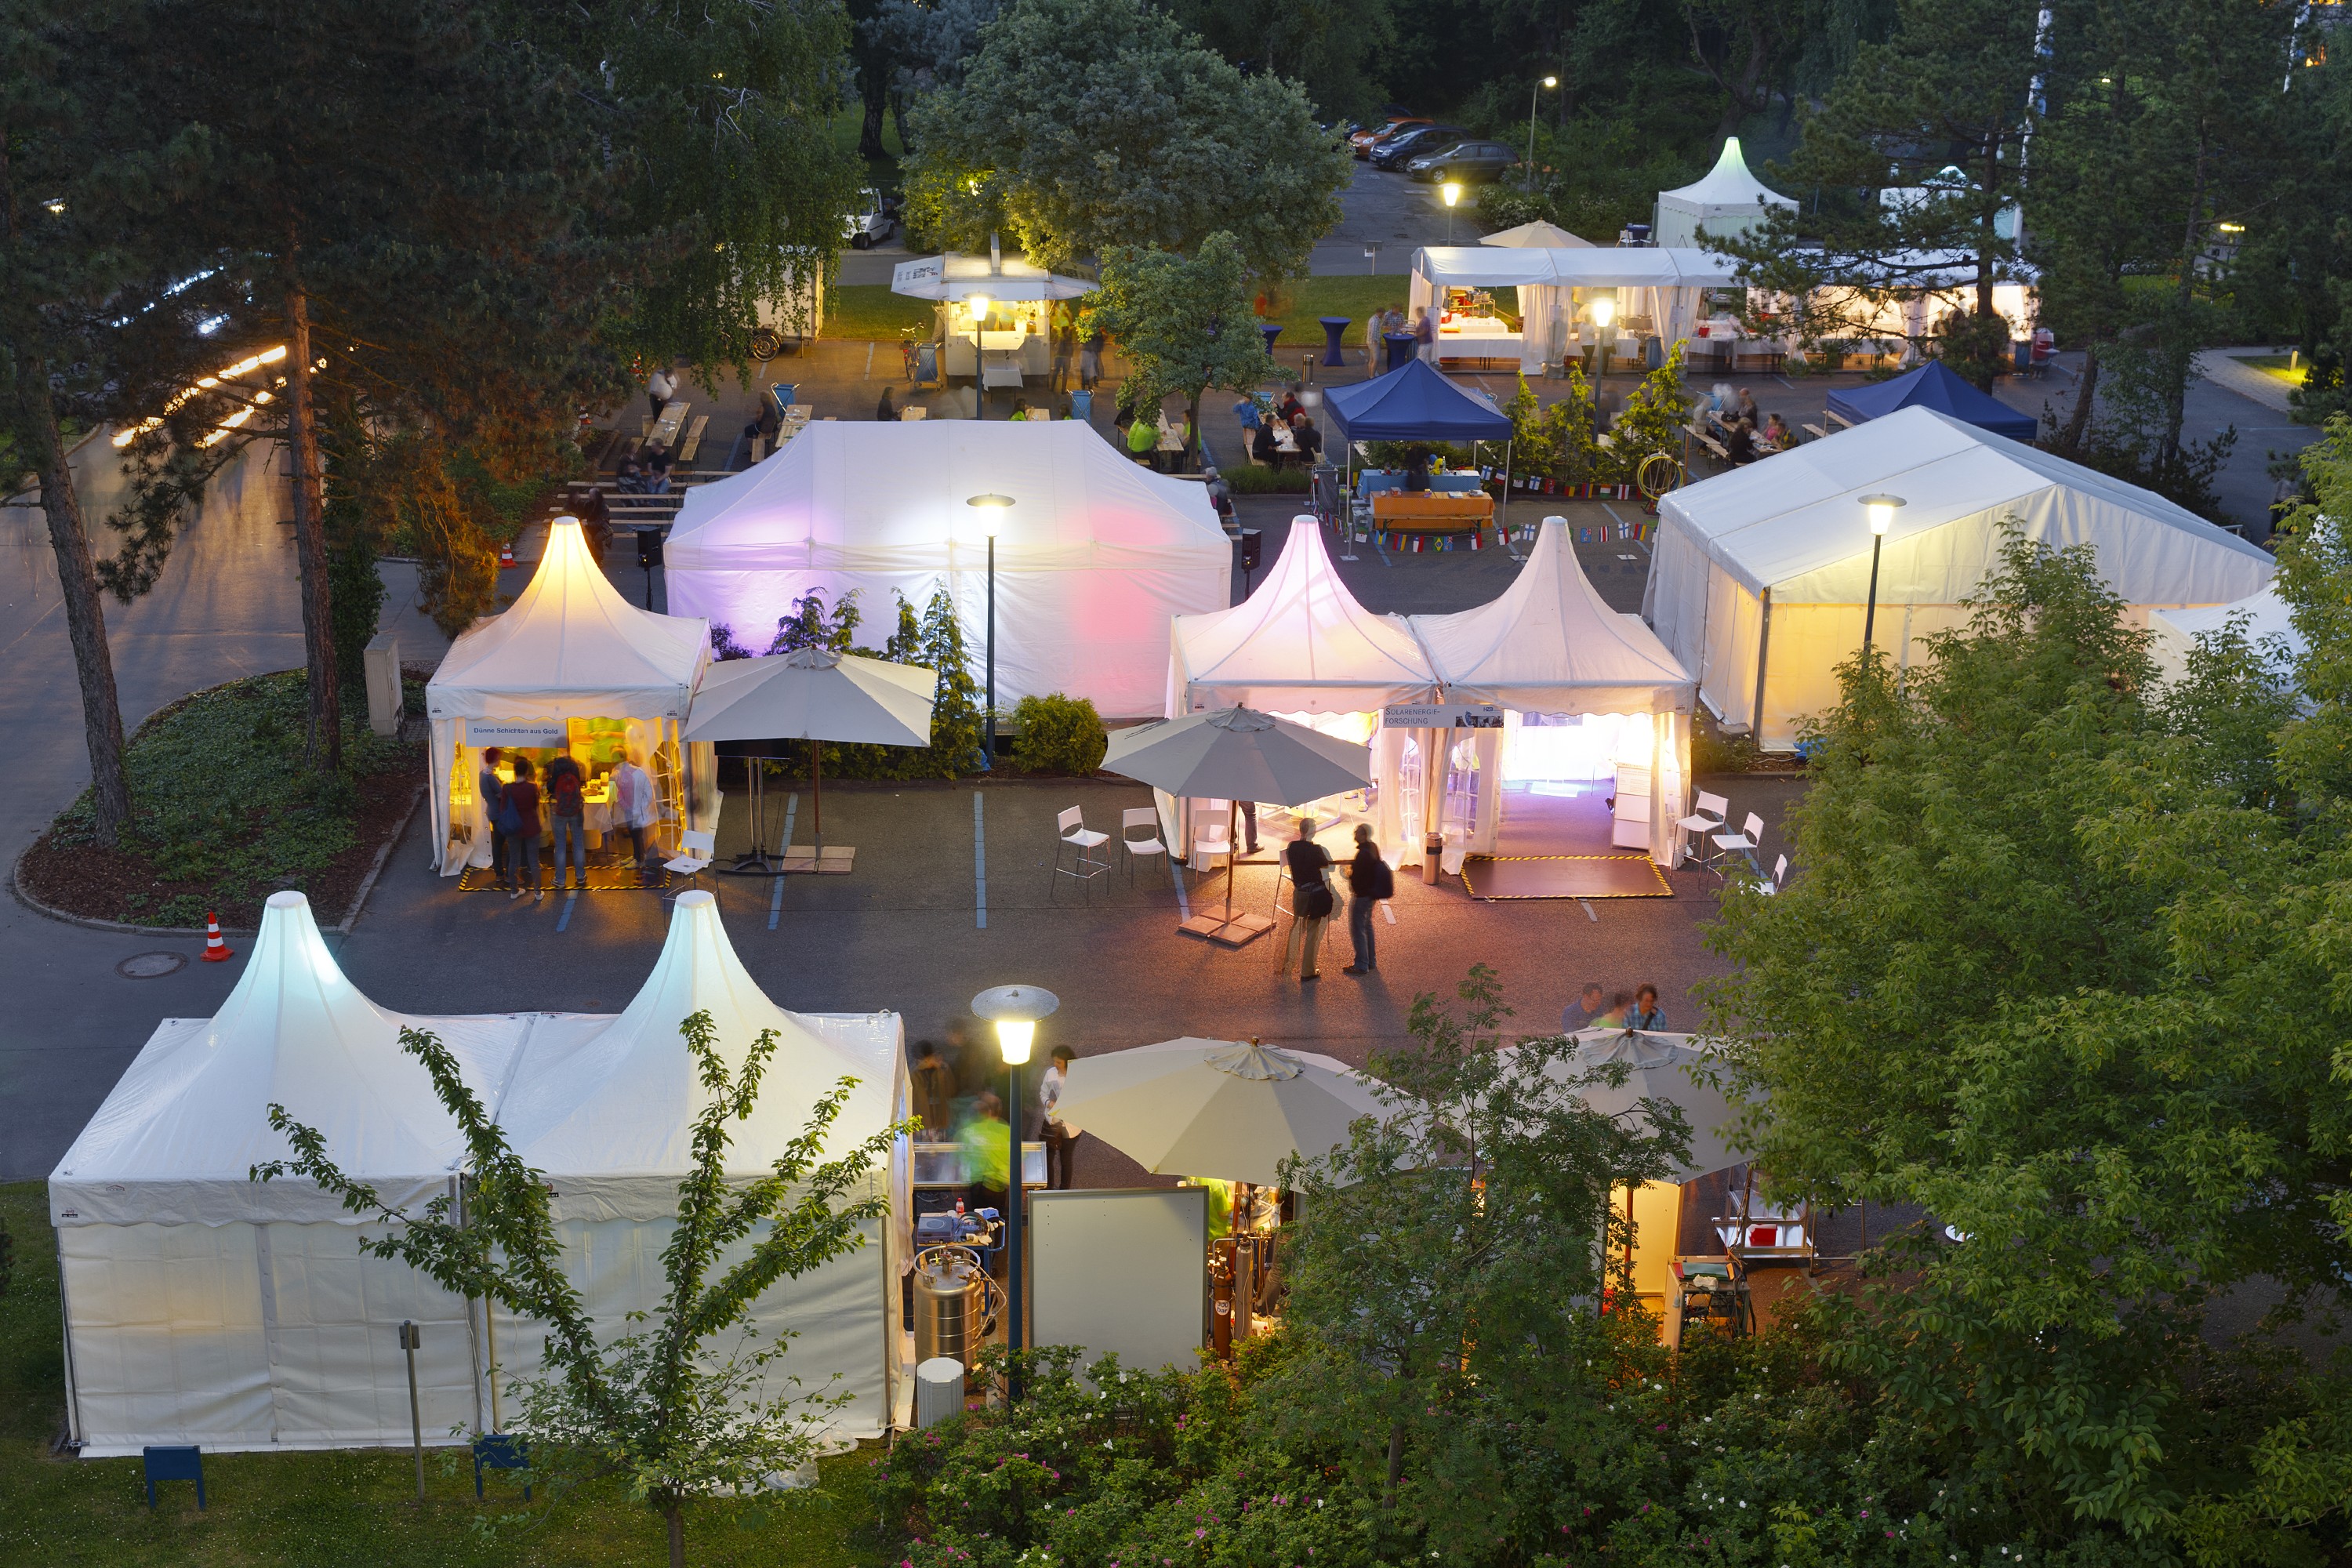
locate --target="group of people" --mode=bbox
[1560,981,1669,1034]
[910,1021,1085,1197]
[1708,383,1790,465]
[1235,390,1323,468]
[477,744,659,900]
[1276,818,1396,982]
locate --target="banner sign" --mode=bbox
[467,720,568,747]
[1381,703,1503,729]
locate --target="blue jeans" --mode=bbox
[506,833,541,890]
[551,815,587,887]
[1348,896,1377,970]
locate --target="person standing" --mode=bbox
[1079,327,1105,390]
[1039,1044,1080,1189]
[1414,305,1437,365]
[1237,799,1259,855]
[1594,990,1634,1029]
[543,744,588,892]
[1625,985,1667,1031]
[611,746,656,873]
[501,757,543,901]
[1051,314,1076,396]
[477,747,510,891]
[959,1091,1011,1228]
[1341,823,1393,975]
[1281,815,1335,982]
[1233,392,1262,451]
[646,366,676,420]
[1561,982,1605,1033]
[911,1039,957,1136]
[1291,413,1323,463]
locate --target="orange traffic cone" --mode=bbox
[200,910,233,963]
[499,539,516,568]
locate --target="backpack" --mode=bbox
[493,786,523,836]
[551,764,583,817]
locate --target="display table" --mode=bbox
[1436,316,1523,368]
[1371,492,1493,532]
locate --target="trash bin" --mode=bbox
[1069,389,1093,423]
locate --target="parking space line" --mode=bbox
[768,877,784,929]
[974,792,988,928]
[1170,858,1190,921]
[770,793,798,931]
[1581,898,1598,922]
[556,890,579,931]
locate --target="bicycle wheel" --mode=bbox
[1636,452,1683,501]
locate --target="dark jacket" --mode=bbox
[544,756,586,818]
[1286,839,1335,918]
[1347,844,1395,899]
[501,779,542,837]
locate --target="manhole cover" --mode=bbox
[117,951,187,979]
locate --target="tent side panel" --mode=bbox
[1642,516,1711,681]
[59,1222,274,1454]
[1698,569,1762,730]
[1756,603,1973,748]
[260,1222,482,1446]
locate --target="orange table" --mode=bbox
[1371,492,1493,533]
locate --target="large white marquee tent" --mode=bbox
[2148,583,2305,688]
[52,891,909,1457]
[1408,245,1744,374]
[663,420,1229,720]
[426,517,713,874]
[1643,406,2279,746]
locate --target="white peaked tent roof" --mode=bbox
[1414,244,1742,290]
[496,891,902,1221]
[51,893,527,1227]
[1653,406,2278,605]
[1413,518,1695,714]
[890,250,1095,303]
[1658,137,1796,216]
[1482,219,1592,248]
[1171,517,1438,714]
[427,517,710,721]
[2150,583,2306,684]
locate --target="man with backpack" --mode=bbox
[1342,822,1395,975]
[543,745,588,893]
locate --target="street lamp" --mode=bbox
[967,294,992,419]
[1442,180,1463,244]
[1526,75,1557,190]
[967,494,1012,762]
[971,983,1060,1403]
[1589,292,1616,380]
[1859,493,1906,652]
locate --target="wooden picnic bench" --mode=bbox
[676,414,710,463]
[1684,423,1730,463]
[1800,423,1829,441]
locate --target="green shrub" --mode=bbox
[1222,464,1312,493]
[1690,722,1758,775]
[1010,692,1108,775]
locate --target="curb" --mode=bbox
[338,786,424,934]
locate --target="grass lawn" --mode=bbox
[824,283,936,342]
[2238,352,2307,385]
[0,1184,885,1567]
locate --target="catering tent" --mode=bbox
[1651,136,1796,249]
[1824,360,2039,442]
[50,892,531,1456]
[479,891,910,1438]
[1483,220,1592,248]
[1408,244,1744,372]
[663,420,1228,720]
[426,517,713,874]
[1323,358,1513,445]
[1644,406,2279,746]
[1411,517,1697,865]
[2149,583,2305,687]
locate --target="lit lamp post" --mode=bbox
[971,983,1059,1403]
[1526,74,1557,190]
[967,494,1012,762]
[1859,493,1906,652]
[967,293,991,419]
[1589,292,1616,380]
[1442,180,1463,245]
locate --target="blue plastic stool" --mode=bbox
[474,1433,532,1501]
[143,1445,205,1509]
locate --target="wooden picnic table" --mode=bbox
[649,398,689,448]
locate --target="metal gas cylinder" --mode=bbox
[913,1245,992,1368]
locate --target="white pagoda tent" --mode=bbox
[50,893,530,1456]
[1411,517,1697,864]
[663,420,1228,720]
[490,891,909,1439]
[425,517,713,873]
[1652,136,1796,249]
[1644,407,2279,746]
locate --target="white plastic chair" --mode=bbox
[1051,805,1110,895]
[1755,854,1788,896]
[1120,808,1167,881]
[1678,789,1729,866]
[1709,811,1762,877]
[1189,806,1232,892]
[663,829,715,900]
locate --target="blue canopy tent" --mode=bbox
[1323,358,1519,554]
[1824,360,2039,443]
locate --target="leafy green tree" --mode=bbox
[901,0,1350,283]
[1602,343,1691,485]
[1164,0,1396,120]
[257,1011,904,1568]
[1503,368,1604,487]
[1082,233,1285,470]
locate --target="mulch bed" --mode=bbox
[19,742,424,931]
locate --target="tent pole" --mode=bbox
[1501,437,1515,557]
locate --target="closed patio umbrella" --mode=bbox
[684,646,935,872]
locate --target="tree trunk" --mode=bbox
[282,257,342,772]
[858,75,887,160]
[2059,343,2100,452]
[23,372,134,846]
[1384,1416,1406,1502]
[1185,389,1203,472]
[666,1501,686,1568]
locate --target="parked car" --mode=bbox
[1406,141,1522,183]
[1370,125,1468,170]
[1350,116,1429,158]
[843,187,895,249]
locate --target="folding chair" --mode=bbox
[1119,807,1167,882]
[1050,806,1110,898]
[474,1433,532,1501]
[1708,811,1762,878]
[663,828,715,900]
[1678,789,1729,867]
[143,1446,205,1510]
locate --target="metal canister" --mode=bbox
[913,1245,990,1367]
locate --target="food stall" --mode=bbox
[1323,358,1516,549]
[890,246,1093,398]
[1408,244,1744,375]
[426,517,715,881]
[1432,286,1523,370]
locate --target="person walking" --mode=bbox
[543,744,588,891]
[1281,815,1335,982]
[910,1039,957,1135]
[1342,823,1393,975]
[1624,985,1667,1031]
[1051,314,1076,396]
[477,747,510,891]
[500,757,544,901]
[611,746,656,874]
[1079,327,1105,390]
[646,366,676,420]
[959,1093,1012,1249]
[1039,1044,1080,1189]
[1414,305,1437,365]
[1561,982,1605,1033]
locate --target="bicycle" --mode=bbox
[901,328,920,383]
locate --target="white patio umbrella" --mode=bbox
[1501,1029,1744,1180]
[1054,1037,1394,1188]
[684,646,936,871]
[1102,706,1374,942]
